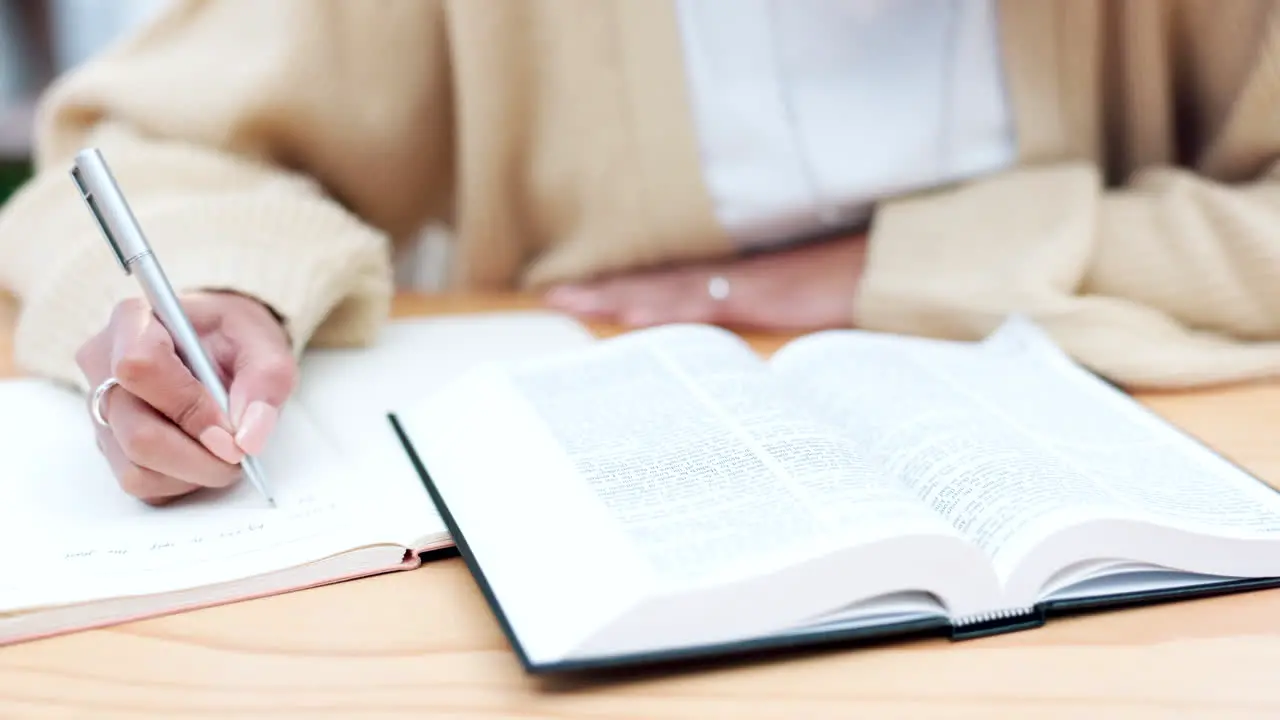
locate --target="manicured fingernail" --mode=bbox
[199,426,243,464]
[234,401,278,455]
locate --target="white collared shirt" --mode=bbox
[673,0,1017,249]
[397,0,1020,288]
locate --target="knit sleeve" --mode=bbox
[854,162,1280,389]
[0,0,453,391]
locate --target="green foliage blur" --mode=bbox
[0,162,30,206]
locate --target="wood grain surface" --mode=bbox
[2,292,1279,719]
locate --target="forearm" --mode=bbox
[0,122,394,390]
[0,0,452,389]
[855,162,1280,388]
[1085,165,1280,340]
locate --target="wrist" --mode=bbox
[197,289,293,346]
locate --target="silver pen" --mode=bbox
[70,148,275,506]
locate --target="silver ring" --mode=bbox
[707,275,730,302]
[91,377,121,428]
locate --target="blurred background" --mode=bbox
[0,0,167,203]
[0,0,449,289]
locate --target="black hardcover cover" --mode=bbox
[388,413,1280,675]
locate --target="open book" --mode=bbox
[393,317,1280,673]
[0,311,595,646]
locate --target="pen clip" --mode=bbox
[70,165,130,275]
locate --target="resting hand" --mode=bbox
[544,234,868,332]
[75,292,296,505]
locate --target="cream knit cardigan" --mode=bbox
[1,0,1279,390]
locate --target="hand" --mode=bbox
[75,292,297,505]
[543,234,868,332]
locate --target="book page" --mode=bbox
[769,319,1280,583]
[400,323,982,664]
[503,324,963,587]
[962,320,1280,535]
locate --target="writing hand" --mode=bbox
[544,234,868,332]
[75,292,297,505]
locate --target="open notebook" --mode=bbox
[392,316,1280,673]
[0,311,595,645]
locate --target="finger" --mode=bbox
[224,323,298,456]
[107,299,243,465]
[96,428,202,506]
[613,274,721,327]
[542,282,625,318]
[103,389,242,489]
[75,326,112,388]
[76,309,204,505]
[546,274,724,327]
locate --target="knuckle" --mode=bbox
[113,348,161,386]
[258,355,299,393]
[117,465,155,499]
[114,297,147,317]
[109,298,148,329]
[171,390,212,430]
[117,421,167,463]
[204,465,242,489]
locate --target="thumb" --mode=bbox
[226,334,298,457]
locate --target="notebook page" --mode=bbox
[0,312,597,610]
[0,378,390,610]
[296,312,596,449]
[289,311,598,544]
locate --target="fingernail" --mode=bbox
[199,426,244,464]
[234,401,278,455]
[623,310,661,327]
[546,287,606,312]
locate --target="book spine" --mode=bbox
[949,606,1044,640]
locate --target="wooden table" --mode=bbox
[3,293,1280,719]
